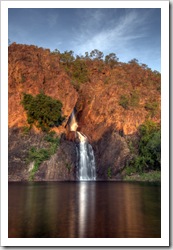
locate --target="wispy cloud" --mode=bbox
[72,9,150,56]
[46,13,58,28]
[8,8,160,71]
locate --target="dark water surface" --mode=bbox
[8,181,161,238]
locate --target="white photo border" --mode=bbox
[1,0,169,247]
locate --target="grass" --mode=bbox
[107,167,112,179]
[21,126,31,135]
[65,163,71,173]
[123,170,161,182]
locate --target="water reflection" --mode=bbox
[78,182,96,237]
[8,182,161,238]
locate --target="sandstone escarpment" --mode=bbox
[75,73,160,141]
[8,43,78,131]
[8,43,161,181]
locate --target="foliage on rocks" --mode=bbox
[145,101,159,117]
[21,92,65,131]
[125,120,161,175]
[27,131,60,180]
[119,95,129,109]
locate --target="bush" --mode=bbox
[72,59,89,83]
[125,120,161,175]
[60,57,89,91]
[21,92,65,131]
[107,167,112,179]
[119,95,129,109]
[130,91,139,107]
[119,92,139,109]
[27,146,50,165]
[21,126,31,135]
[20,74,26,83]
[145,101,159,117]
[138,121,161,170]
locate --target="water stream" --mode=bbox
[69,110,96,181]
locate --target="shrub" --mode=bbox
[144,101,159,117]
[119,95,129,109]
[27,146,50,165]
[21,126,31,135]
[21,92,65,131]
[130,91,139,107]
[59,50,75,65]
[125,120,161,175]
[65,163,71,172]
[107,167,112,179]
[138,121,161,170]
[61,58,89,91]
[20,74,26,83]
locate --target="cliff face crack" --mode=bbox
[69,110,96,181]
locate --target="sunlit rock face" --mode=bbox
[8,43,78,131]
[76,79,160,140]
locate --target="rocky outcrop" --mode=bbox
[8,43,161,181]
[8,128,76,181]
[8,43,78,132]
[34,138,77,181]
[76,79,160,141]
[93,128,131,180]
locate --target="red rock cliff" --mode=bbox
[8,43,78,133]
[8,44,161,181]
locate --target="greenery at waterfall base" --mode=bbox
[123,120,161,181]
[124,171,161,182]
[21,92,65,132]
[27,131,60,180]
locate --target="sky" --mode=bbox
[8,8,161,72]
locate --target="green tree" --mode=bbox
[126,120,161,174]
[59,50,75,65]
[140,63,148,70]
[138,120,161,171]
[105,53,119,68]
[21,92,65,131]
[52,48,61,54]
[90,49,104,60]
[72,59,89,82]
[128,58,139,64]
[85,52,90,59]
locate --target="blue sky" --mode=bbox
[8,8,161,71]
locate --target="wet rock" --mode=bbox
[93,128,131,180]
[8,128,77,181]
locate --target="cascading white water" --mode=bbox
[77,132,96,181]
[68,110,96,181]
[69,110,78,132]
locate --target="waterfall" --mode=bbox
[68,110,96,181]
[69,110,78,132]
[77,132,96,181]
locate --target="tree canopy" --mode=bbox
[21,92,65,131]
